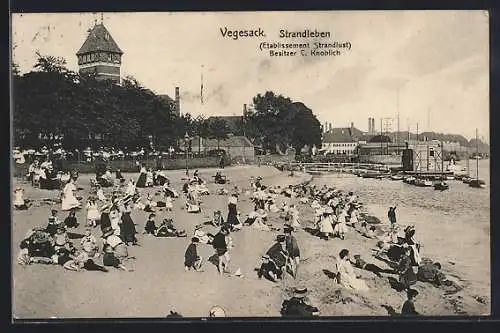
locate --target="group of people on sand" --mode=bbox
[16,160,461,317]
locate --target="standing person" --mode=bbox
[86,197,100,228]
[388,206,397,230]
[184,237,203,272]
[333,207,348,240]
[226,194,241,231]
[284,226,300,279]
[100,204,112,234]
[61,178,81,211]
[212,227,230,275]
[397,246,417,291]
[401,289,420,316]
[120,203,138,246]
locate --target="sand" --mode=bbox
[11,165,490,318]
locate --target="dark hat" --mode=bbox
[191,237,199,243]
[407,289,419,298]
[276,234,286,242]
[284,226,294,233]
[51,209,58,214]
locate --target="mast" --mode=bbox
[476,128,479,180]
[396,89,400,153]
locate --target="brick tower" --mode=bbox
[76,21,123,84]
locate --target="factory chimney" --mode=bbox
[175,87,180,116]
[329,123,332,132]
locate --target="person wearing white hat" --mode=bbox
[318,207,334,240]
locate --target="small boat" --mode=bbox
[361,172,383,179]
[415,178,433,187]
[390,174,403,181]
[403,176,416,184]
[434,182,449,191]
[469,179,486,188]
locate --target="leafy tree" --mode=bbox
[208,117,230,150]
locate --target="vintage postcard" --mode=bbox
[11,11,490,319]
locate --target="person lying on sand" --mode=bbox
[155,219,187,238]
[281,287,320,317]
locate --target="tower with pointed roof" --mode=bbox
[76,20,123,84]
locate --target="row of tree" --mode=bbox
[12,54,323,155]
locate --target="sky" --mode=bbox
[11,11,489,141]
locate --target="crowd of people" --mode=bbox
[14,160,461,317]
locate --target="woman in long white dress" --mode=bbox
[333,207,348,240]
[61,178,80,211]
[335,249,369,291]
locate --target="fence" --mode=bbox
[12,156,229,178]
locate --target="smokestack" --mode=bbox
[243,104,247,114]
[351,122,354,129]
[324,122,328,133]
[368,118,371,133]
[371,118,375,133]
[329,123,332,132]
[175,87,180,116]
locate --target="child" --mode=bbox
[184,237,203,272]
[164,195,173,212]
[144,213,157,235]
[86,197,100,227]
[53,225,69,252]
[212,210,225,227]
[64,210,79,229]
[81,228,99,258]
[401,289,420,315]
[13,188,28,210]
[46,209,61,236]
[96,185,106,202]
[102,245,132,271]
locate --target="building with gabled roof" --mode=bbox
[76,22,123,84]
[207,116,244,135]
[321,124,361,155]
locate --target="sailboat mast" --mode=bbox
[476,128,479,180]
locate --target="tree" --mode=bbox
[245,91,322,155]
[208,118,230,150]
[193,115,210,153]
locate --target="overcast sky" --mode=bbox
[12,11,489,141]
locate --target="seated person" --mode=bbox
[193,225,212,244]
[186,199,201,213]
[144,214,157,235]
[102,245,132,271]
[214,172,226,184]
[212,210,225,227]
[155,218,186,237]
[259,235,289,282]
[416,259,448,287]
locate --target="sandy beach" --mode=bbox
[12,165,490,318]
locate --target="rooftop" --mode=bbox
[76,23,123,56]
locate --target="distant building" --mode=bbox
[207,116,244,135]
[76,22,123,84]
[158,86,181,117]
[321,127,358,155]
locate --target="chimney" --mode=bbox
[175,87,180,116]
[324,122,328,133]
[243,104,247,115]
[329,123,332,132]
[351,122,354,129]
[368,118,371,133]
